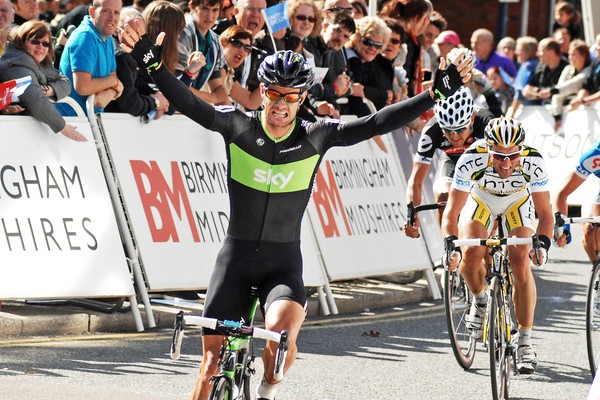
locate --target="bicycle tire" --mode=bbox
[443,269,476,369]
[209,376,232,400]
[586,260,600,377]
[488,277,511,400]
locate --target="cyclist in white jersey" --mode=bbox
[441,117,554,374]
[553,140,600,261]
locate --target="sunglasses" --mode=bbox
[442,125,469,136]
[489,149,522,162]
[295,14,316,23]
[325,6,353,13]
[230,38,252,54]
[265,88,303,103]
[30,38,51,48]
[389,38,402,45]
[362,37,383,49]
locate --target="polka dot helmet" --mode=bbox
[434,86,474,130]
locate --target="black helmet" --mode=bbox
[257,50,315,90]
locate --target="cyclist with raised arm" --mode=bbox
[441,117,553,374]
[404,86,494,237]
[553,140,600,261]
[119,22,473,400]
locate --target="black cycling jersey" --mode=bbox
[414,108,494,165]
[150,67,436,243]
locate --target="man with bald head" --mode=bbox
[0,0,14,54]
[470,28,517,78]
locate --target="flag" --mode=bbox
[0,76,32,111]
[261,2,289,35]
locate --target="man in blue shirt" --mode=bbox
[471,28,517,79]
[58,0,123,116]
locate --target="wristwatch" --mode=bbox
[151,95,160,109]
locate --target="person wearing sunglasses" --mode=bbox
[0,20,87,141]
[218,24,262,110]
[442,117,553,375]
[405,87,493,236]
[121,14,473,394]
[343,15,391,117]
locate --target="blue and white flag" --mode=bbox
[261,2,289,34]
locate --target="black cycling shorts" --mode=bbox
[202,237,307,335]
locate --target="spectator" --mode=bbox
[350,0,366,20]
[434,30,460,67]
[177,0,228,106]
[380,0,432,98]
[486,66,515,114]
[212,0,234,35]
[0,20,87,141]
[57,0,124,116]
[218,24,261,109]
[520,37,568,106]
[538,39,591,133]
[285,0,321,67]
[316,13,355,112]
[567,45,600,110]
[496,36,516,68]
[104,6,171,119]
[470,28,517,79]
[0,0,15,55]
[10,0,37,27]
[553,27,571,60]
[381,16,406,104]
[421,10,446,73]
[344,15,391,116]
[506,36,539,118]
[552,1,583,40]
[321,0,354,24]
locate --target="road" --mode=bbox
[0,226,596,399]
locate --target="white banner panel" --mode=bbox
[0,116,133,299]
[99,113,325,290]
[306,134,431,281]
[518,105,600,208]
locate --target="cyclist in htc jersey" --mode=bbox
[441,117,553,375]
[553,140,600,261]
[120,22,473,400]
[404,86,494,236]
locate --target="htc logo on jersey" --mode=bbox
[254,169,295,189]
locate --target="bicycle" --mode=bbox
[408,201,476,369]
[445,220,541,400]
[555,212,600,378]
[170,287,288,400]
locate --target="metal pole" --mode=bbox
[85,97,155,331]
[520,0,530,37]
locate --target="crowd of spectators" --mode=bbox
[0,0,598,136]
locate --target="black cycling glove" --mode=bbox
[431,64,463,101]
[131,34,162,73]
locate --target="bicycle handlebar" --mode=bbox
[555,211,600,226]
[407,201,447,225]
[184,315,284,343]
[450,236,536,248]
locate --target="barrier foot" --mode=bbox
[424,267,441,300]
[129,294,144,332]
[316,286,330,316]
[131,259,156,329]
[323,281,339,315]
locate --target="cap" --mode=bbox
[435,30,461,47]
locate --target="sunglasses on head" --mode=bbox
[362,37,383,49]
[265,88,303,103]
[30,38,51,48]
[489,149,522,162]
[442,125,469,135]
[325,6,353,13]
[295,14,316,23]
[230,38,252,54]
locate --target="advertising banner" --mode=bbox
[0,116,133,299]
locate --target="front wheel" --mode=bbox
[586,260,600,377]
[209,376,233,400]
[443,269,476,369]
[488,277,511,400]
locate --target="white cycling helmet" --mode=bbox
[434,86,474,130]
[484,117,526,148]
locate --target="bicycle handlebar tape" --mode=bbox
[432,64,463,101]
[538,235,551,252]
[131,34,162,73]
